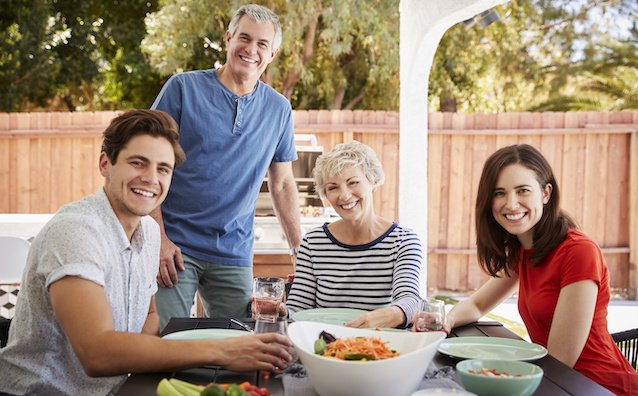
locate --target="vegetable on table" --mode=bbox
[313,330,399,361]
[157,378,271,396]
[157,378,203,396]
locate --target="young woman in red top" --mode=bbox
[425,144,637,395]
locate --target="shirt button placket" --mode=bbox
[234,97,243,133]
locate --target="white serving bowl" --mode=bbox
[287,321,447,396]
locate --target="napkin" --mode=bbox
[281,362,464,396]
[419,365,464,390]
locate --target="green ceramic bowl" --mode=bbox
[456,359,543,396]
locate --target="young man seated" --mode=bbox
[0,109,291,396]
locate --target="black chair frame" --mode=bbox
[612,327,638,370]
[0,317,11,348]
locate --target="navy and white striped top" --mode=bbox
[286,222,422,325]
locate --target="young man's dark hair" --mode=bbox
[101,109,186,166]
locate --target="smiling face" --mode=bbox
[324,166,376,222]
[224,15,277,85]
[491,163,552,249]
[100,134,175,235]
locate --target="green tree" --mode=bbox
[429,1,551,112]
[428,0,638,112]
[0,0,162,111]
[50,0,164,110]
[532,25,638,111]
[0,0,58,111]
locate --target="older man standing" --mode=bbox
[151,4,301,327]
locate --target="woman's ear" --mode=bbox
[542,183,553,205]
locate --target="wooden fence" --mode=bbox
[1,110,636,297]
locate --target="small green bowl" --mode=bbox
[456,359,543,396]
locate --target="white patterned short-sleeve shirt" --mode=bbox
[0,188,160,395]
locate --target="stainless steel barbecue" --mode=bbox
[254,134,336,254]
[256,134,324,216]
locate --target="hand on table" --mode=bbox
[345,306,405,329]
[214,333,293,372]
[156,235,184,287]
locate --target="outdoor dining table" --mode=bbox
[115,317,614,396]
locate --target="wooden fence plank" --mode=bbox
[437,135,452,290]
[582,133,608,242]
[446,136,466,290]
[381,133,399,221]
[0,140,9,211]
[630,132,638,299]
[51,137,72,212]
[32,138,51,212]
[427,134,443,290]
[16,139,30,212]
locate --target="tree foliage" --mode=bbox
[0,0,162,111]
[1,0,636,112]
[531,21,638,111]
[429,0,638,112]
[0,0,58,111]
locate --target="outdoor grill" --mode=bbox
[254,134,336,254]
[256,134,324,216]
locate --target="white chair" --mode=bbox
[0,236,31,285]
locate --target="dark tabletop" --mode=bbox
[436,321,613,396]
[115,318,280,396]
[116,318,613,396]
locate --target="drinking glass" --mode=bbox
[414,298,446,332]
[252,277,285,322]
[253,317,298,373]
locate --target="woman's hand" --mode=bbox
[345,306,405,329]
[277,301,288,317]
[249,297,288,318]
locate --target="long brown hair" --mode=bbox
[475,144,576,276]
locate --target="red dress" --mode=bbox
[517,229,637,395]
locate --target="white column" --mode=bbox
[399,0,510,295]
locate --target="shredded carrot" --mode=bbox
[322,336,399,360]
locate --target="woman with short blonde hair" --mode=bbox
[286,141,422,329]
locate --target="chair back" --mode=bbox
[612,328,638,370]
[0,317,10,347]
[0,236,30,284]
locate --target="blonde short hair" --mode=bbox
[313,141,385,199]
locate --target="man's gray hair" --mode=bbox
[228,4,283,51]
[313,141,386,199]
